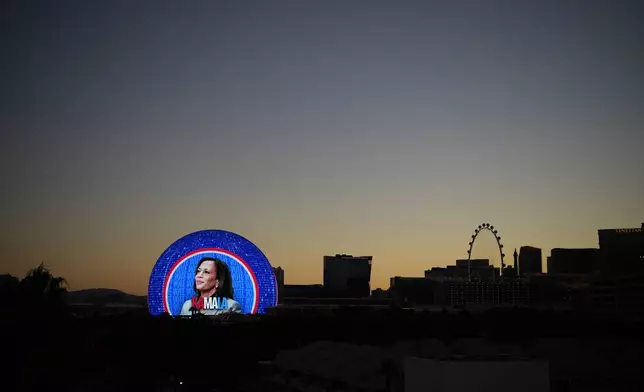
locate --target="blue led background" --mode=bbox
[165,252,256,315]
[148,230,278,315]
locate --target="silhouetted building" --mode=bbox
[513,248,518,273]
[527,274,575,309]
[445,281,530,307]
[425,260,499,282]
[390,276,532,308]
[425,267,451,281]
[519,246,542,276]
[456,259,488,268]
[283,284,326,298]
[324,254,372,298]
[371,288,390,298]
[586,275,644,316]
[271,297,393,313]
[597,224,644,276]
[456,259,500,282]
[449,261,470,280]
[502,266,517,279]
[273,266,285,304]
[390,277,439,305]
[548,248,599,275]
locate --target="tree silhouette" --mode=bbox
[0,274,20,315]
[7,264,70,390]
[18,262,68,314]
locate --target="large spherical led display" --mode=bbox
[148,230,278,316]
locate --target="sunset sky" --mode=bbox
[2,0,642,295]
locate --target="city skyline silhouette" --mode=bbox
[2,3,644,391]
[2,1,643,294]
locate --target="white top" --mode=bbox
[179,297,242,316]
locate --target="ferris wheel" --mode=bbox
[466,223,506,282]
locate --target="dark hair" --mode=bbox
[193,257,234,299]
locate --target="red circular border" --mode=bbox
[162,247,260,314]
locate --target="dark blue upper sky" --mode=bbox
[2,0,642,292]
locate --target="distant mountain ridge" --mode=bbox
[65,288,147,307]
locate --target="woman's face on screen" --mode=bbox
[195,260,217,293]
